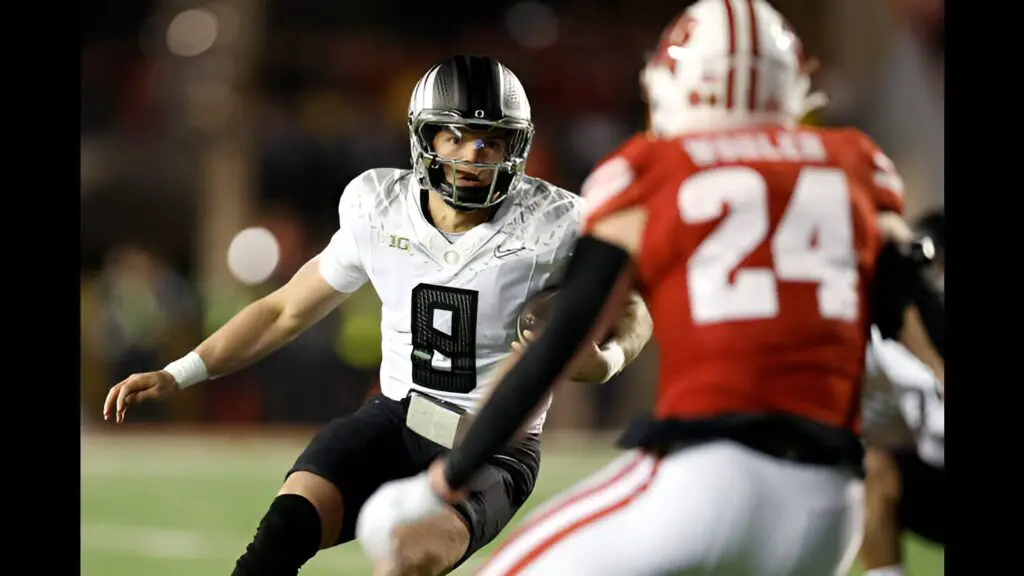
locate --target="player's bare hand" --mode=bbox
[513,330,609,383]
[509,332,530,355]
[566,340,612,383]
[103,371,178,424]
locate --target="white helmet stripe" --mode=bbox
[721,0,738,110]
[743,0,761,112]
[423,66,439,110]
[724,0,763,113]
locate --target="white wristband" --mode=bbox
[163,351,210,389]
[598,341,627,383]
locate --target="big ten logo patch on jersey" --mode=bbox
[388,235,410,251]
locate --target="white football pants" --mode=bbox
[477,441,864,576]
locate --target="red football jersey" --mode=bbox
[582,126,904,432]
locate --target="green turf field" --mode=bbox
[81,430,943,575]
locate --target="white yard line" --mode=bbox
[81,459,286,478]
[80,523,353,569]
[81,522,234,560]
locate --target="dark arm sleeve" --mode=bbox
[443,235,632,489]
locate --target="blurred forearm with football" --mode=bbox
[516,287,652,383]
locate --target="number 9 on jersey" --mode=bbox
[410,283,480,394]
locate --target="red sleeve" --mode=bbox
[849,129,906,215]
[580,134,657,233]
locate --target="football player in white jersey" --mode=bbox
[102,55,654,576]
[860,211,945,576]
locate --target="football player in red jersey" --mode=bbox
[361,1,944,574]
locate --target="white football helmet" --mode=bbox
[641,0,827,136]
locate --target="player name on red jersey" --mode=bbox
[683,131,827,166]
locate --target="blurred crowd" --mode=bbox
[80,0,944,428]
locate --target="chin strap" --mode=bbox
[444,196,497,213]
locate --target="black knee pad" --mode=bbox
[232,494,323,576]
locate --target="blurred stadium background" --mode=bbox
[80,0,944,573]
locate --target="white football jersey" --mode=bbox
[318,168,582,433]
[864,326,944,468]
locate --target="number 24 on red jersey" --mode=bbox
[581,129,903,327]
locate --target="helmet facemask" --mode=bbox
[410,112,534,211]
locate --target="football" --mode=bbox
[516,288,559,342]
